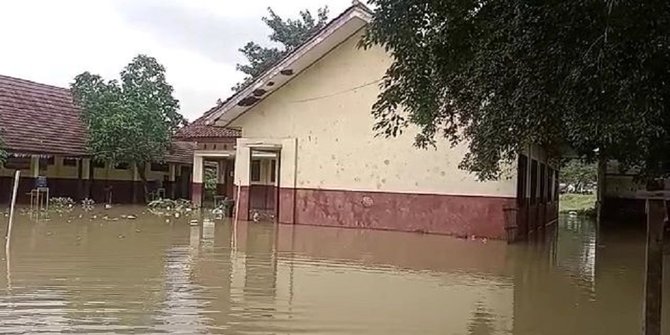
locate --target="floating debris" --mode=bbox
[104,204,112,210]
[147,199,196,217]
[126,214,137,220]
[81,198,95,211]
[50,197,75,211]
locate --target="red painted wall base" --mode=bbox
[276,187,515,240]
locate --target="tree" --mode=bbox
[71,55,185,200]
[560,160,596,191]
[363,0,670,181]
[233,7,329,91]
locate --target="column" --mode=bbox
[30,155,40,178]
[169,163,177,199]
[131,164,140,203]
[82,158,91,200]
[192,155,204,207]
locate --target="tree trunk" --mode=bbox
[136,162,150,204]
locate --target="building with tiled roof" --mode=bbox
[175,105,240,140]
[186,3,559,239]
[0,74,196,203]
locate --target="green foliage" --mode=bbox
[71,55,185,182]
[560,160,597,189]
[363,0,670,180]
[204,167,217,191]
[234,7,329,91]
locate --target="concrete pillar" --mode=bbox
[30,155,39,178]
[82,159,91,179]
[132,164,140,203]
[643,198,665,335]
[596,156,607,225]
[192,155,204,207]
[82,158,91,200]
[169,163,177,199]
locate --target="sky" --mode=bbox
[0,0,356,121]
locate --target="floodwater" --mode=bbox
[0,207,667,334]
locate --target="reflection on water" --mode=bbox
[0,207,665,334]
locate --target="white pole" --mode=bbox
[6,170,20,255]
[232,182,242,249]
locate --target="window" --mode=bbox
[530,160,538,204]
[151,162,169,172]
[250,160,261,182]
[114,162,129,170]
[63,158,78,167]
[4,157,30,170]
[40,157,55,166]
[92,160,106,169]
[270,160,277,183]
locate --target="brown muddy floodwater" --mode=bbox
[0,207,667,334]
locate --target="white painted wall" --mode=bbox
[230,30,517,197]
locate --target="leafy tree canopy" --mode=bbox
[560,160,597,189]
[234,7,329,91]
[363,0,670,180]
[71,55,185,182]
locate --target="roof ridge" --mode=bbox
[202,3,372,125]
[0,74,70,92]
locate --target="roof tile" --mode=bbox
[175,104,240,139]
[0,74,198,163]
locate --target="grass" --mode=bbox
[559,193,596,217]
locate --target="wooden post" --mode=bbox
[644,198,665,335]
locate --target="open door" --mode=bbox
[248,148,280,222]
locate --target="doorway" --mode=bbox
[248,148,280,222]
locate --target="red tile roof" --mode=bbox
[175,104,240,139]
[164,141,196,164]
[0,74,88,156]
[0,74,194,163]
